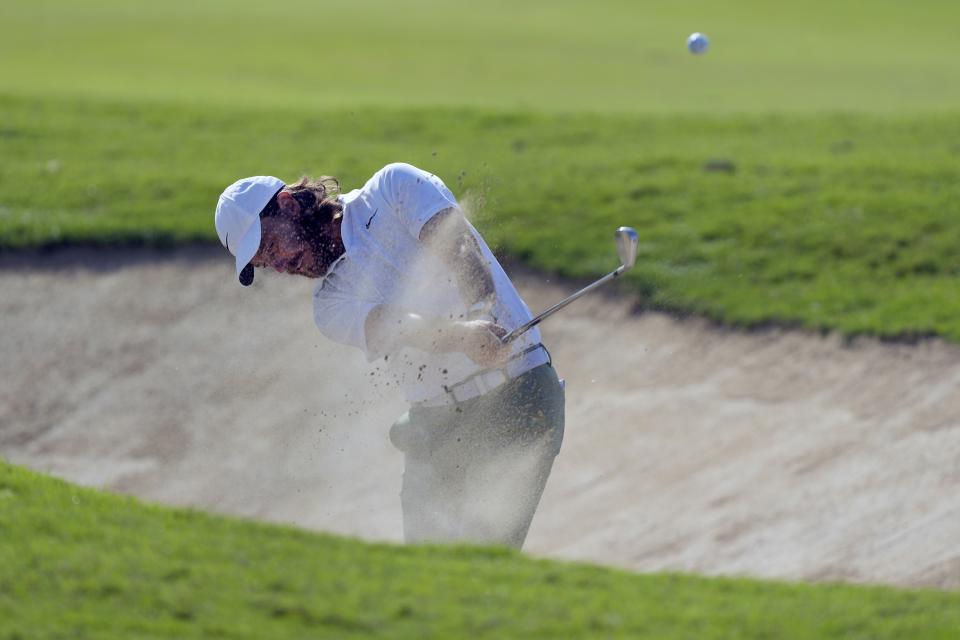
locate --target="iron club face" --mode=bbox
[615,226,638,272]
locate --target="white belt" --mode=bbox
[416,344,549,408]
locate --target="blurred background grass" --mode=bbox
[3,0,960,113]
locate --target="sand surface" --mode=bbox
[2,247,959,589]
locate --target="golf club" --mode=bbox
[502,226,638,344]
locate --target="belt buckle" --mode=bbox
[475,369,507,396]
[451,381,477,403]
[450,378,486,402]
[435,369,510,407]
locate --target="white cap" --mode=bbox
[214,176,285,286]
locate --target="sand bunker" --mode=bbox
[2,247,958,589]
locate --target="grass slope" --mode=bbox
[2,0,960,113]
[2,461,959,639]
[2,94,959,340]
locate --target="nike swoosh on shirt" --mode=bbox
[365,209,379,229]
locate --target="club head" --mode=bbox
[615,226,638,270]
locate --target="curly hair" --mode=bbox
[261,176,342,222]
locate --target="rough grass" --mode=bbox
[2,460,959,639]
[2,94,959,340]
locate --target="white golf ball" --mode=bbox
[687,32,709,55]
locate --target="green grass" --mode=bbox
[2,0,960,113]
[2,94,959,340]
[2,460,959,639]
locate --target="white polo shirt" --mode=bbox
[312,163,548,404]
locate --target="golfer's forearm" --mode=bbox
[453,243,496,309]
[421,209,496,307]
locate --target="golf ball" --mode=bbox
[687,32,709,55]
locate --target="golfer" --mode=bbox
[214,163,564,548]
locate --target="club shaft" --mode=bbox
[503,265,625,343]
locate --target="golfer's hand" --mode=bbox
[457,320,510,368]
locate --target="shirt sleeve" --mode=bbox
[312,287,381,358]
[375,162,460,239]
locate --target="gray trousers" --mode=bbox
[389,364,565,549]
